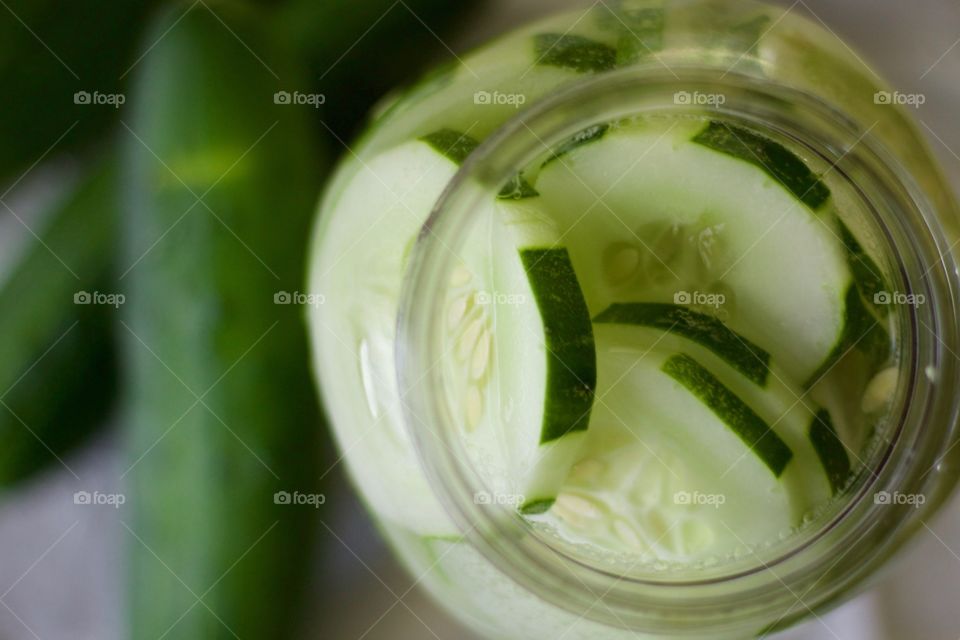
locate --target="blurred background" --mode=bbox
[0,0,957,638]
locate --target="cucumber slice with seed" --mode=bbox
[535,117,851,385]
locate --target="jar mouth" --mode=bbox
[396,65,960,632]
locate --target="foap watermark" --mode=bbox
[674,490,726,509]
[474,490,525,507]
[874,90,926,108]
[274,90,325,108]
[473,90,526,108]
[74,490,126,508]
[873,290,925,307]
[474,290,526,306]
[874,490,925,508]
[273,490,326,508]
[74,90,125,108]
[674,90,726,106]
[74,290,125,308]
[274,290,325,307]
[674,290,725,308]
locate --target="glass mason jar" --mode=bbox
[306,1,960,638]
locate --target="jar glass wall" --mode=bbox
[307,2,960,637]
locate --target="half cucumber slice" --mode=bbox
[448,199,597,513]
[535,117,852,385]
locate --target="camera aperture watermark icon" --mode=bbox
[874,490,925,508]
[873,290,925,307]
[474,490,525,507]
[474,290,526,306]
[273,490,326,508]
[75,290,125,308]
[674,490,726,509]
[74,90,125,108]
[473,90,526,108]
[274,290,325,307]
[74,490,126,508]
[874,91,925,108]
[674,91,726,106]
[674,290,725,308]
[274,90,325,108]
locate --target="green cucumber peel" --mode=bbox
[542,123,611,168]
[594,302,771,386]
[808,409,851,495]
[420,128,539,199]
[662,353,793,477]
[692,120,831,210]
[519,498,556,515]
[520,248,597,444]
[534,33,618,73]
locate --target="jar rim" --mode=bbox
[396,64,960,633]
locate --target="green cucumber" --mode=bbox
[535,118,851,384]
[308,137,592,531]
[594,302,770,385]
[692,120,831,210]
[809,409,851,495]
[534,33,619,73]
[421,128,538,199]
[662,353,791,477]
[520,248,597,443]
[594,0,666,66]
[0,164,118,484]
[839,220,891,315]
[541,123,610,168]
[124,5,323,638]
[473,212,597,509]
[559,340,797,556]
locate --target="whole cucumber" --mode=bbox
[123,2,324,637]
[0,0,480,486]
[0,163,118,484]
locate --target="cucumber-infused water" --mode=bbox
[307,1,956,637]
[422,112,890,564]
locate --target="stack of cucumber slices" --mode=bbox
[319,113,895,560]
[425,115,895,562]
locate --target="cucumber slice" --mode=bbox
[533,33,618,73]
[542,123,610,169]
[661,353,791,477]
[421,128,538,199]
[311,137,595,529]
[692,120,831,211]
[594,1,666,66]
[310,139,465,537]
[809,409,851,495]
[456,212,596,511]
[519,248,597,444]
[535,117,851,385]
[547,338,797,559]
[594,302,770,385]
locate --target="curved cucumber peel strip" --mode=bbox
[594,302,770,385]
